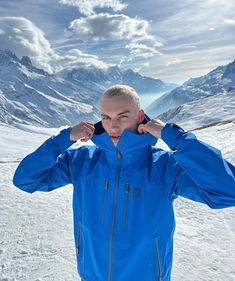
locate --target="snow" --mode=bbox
[156,90,235,131]
[172,122,235,280]
[0,122,235,281]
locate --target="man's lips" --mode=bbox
[110,135,120,140]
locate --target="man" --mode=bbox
[13,85,235,281]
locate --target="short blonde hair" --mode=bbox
[100,85,140,109]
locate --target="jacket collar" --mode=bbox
[91,114,158,155]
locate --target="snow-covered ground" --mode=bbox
[0,122,235,281]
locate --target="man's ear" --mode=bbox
[138,109,145,123]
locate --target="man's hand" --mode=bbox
[70,121,95,142]
[137,119,165,139]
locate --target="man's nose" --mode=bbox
[110,119,119,130]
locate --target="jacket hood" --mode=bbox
[91,114,158,155]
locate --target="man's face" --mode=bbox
[99,96,144,146]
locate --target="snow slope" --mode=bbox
[156,89,235,131]
[0,122,235,281]
[0,50,98,127]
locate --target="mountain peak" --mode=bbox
[20,56,32,67]
[0,49,19,66]
[0,49,47,75]
[222,59,235,80]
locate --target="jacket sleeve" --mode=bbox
[13,127,76,193]
[161,123,235,209]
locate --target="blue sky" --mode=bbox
[0,0,234,83]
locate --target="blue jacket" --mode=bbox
[13,118,235,281]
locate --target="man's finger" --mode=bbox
[80,135,90,142]
[83,121,94,129]
[80,126,94,142]
[86,121,94,125]
[81,124,95,136]
[82,122,94,131]
[137,124,148,134]
[137,124,143,133]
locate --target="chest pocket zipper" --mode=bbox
[122,182,130,231]
[155,238,162,281]
[100,180,109,225]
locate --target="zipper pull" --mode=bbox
[125,182,130,193]
[116,149,122,159]
[100,180,109,225]
[122,183,130,231]
[104,180,109,190]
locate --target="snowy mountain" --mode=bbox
[61,66,177,95]
[157,88,235,130]
[0,49,176,127]
[0,49,99,127]
[146,59,235,119]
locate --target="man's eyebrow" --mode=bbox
[101,110,131,117]
[117,110,131,115]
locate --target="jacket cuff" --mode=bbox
[51,127,76,153]
[161,123,185,151]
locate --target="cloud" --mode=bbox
[151,0,235,41]
[0,16,108,72]
[142,44,235,83]
[67,13,163,67]
[0,16,55,72]
[125,42,161,61]
[166,58,183,67]
[59,0,127,16]
[69,13,153,41]
[54,49,108,71]
[225,19,235,25]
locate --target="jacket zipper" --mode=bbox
[108,149,122,281]
[76,224,81,256]
[155,238,162,281]
[122,182,130,231]
[100,180,109,225]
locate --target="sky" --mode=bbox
[0,0,234,83]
